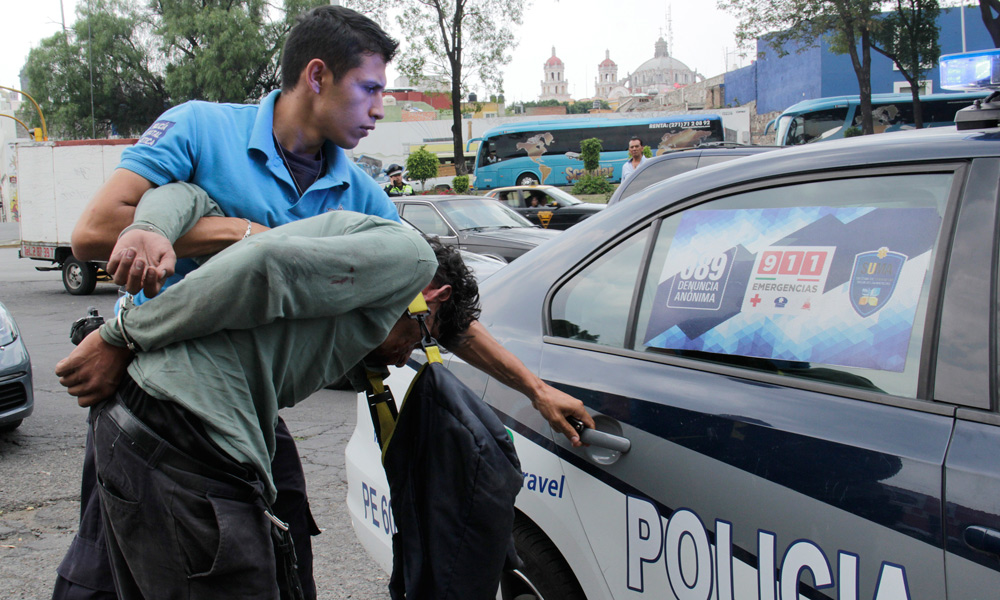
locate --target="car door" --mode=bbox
[939,158,1000,597]
[539,165,967,599]
[396,202,458,245]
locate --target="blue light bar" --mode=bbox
[940,49,1000,91]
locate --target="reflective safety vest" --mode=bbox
[384,184,414,197]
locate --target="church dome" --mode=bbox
[599,49,616,68]
[633,37,691,76]
[545,46,563,67]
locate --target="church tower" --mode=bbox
[540,47,571,102]
[595,50,618,99]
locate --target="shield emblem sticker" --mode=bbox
[850,247,907,317]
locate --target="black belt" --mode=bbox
[96,394,305,600]
[99,396,256,494]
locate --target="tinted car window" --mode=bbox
[550,227,651,348]
[399,204,452,237]
[554,171,954,398]
[619,156,699,202]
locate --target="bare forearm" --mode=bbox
[452,320,546,401]
[72,170,152,261]
[451,320,594,446]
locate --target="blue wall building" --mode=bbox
[725,6,996,113]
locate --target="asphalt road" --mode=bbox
[0,246,389,598]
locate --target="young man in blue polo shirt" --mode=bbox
[63,5,592,600]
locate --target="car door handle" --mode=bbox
[567,416,631,454]
[965,526,1000,556]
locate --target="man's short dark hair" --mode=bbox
[426,238,480,347]
[629,136,642,146]
[281,5,399,91]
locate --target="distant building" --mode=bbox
[540,47,571,102]
[595,50,619,99]
[626,37,700,95]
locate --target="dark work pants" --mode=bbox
[53,405,318,600]
[92,394,278,599]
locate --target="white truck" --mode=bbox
[12,139,134,294]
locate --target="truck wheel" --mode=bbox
[63,257,97,295]
[505,513,586,600]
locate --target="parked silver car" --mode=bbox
[0,301,33,432]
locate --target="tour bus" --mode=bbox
[470,115,724,190]
[767,90,990,146]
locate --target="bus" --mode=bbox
[470,115,724,190]
[768,91,991,146]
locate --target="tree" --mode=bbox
[580,137,602,172]
[979,0,1000,47]
[871,0,940,128]
[152,0,318,103]
[406,146,440,190]
[348,0,525,176]
[19,0,169,138]
[719,0,882,135]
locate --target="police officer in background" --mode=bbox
[384,164,414,197]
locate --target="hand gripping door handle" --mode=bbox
[566,416,631,454]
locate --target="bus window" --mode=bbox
[787,107,849,145]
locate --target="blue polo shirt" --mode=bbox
[118,90,400,301]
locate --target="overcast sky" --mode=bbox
[0,0,748,104]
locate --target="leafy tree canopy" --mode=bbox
[18,0,326,139]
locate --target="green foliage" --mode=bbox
[571,174,615,196]
[719,0,881,134]
[18,0,323,139]
[406,146,440,189]
[843,125,863,137]
[19,0,169,138]
[506,99,610,115]
[871,0,940,128]
[452,174,470,194]
[580,137,603,172]
[154,0,290,103]
[642,145,652,158]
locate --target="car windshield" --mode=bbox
[543,188,583,206]
[438,199,535,230]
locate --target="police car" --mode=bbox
[346,50,1000,599]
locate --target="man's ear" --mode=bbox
[304,59,326,94]
[422,284,452,304]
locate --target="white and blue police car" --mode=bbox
[346,49,1000,599]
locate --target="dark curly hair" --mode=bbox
[425,237,481,347]
[281,5,398,91]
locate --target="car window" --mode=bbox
[550,227,652,348]
[620,156,699,202]
[438,200,533,230]
[399,204,452,237]
[506,192,525,209]
[553,171,955,398]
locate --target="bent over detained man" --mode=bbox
[55,182,479,599]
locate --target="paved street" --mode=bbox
[0,246,388,598]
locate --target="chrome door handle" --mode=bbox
[567,416,631,454]
[965,526,1000,556]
